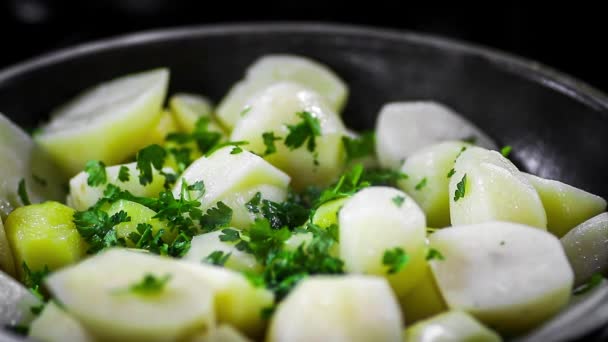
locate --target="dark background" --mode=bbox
[0,1,606,93]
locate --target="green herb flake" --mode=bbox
[240,106,252,117]
[32,175,47,187]
[501,145,512,158]
[118,166,130,182]
[342,131,375,162]
[382,247,409,274]
[17,179,31,205]
[230,146,243,154]
[573,273,604,295]
[119,273,171,295]
[415,177,428,191]
[219,228,240,242]
[262,131,281,156]
[136,144,167,186]
[454,174,467,202]
[392,196,405,207]
[204,251,231,266]
[462,135,478,144]
[246,192,262,213]
[426,248,445,261]
[200,201,233,231]
[284,111,322,152]
[84,160,107,186]
[447,168,456,178]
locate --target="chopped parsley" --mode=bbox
[73,209,131,254]
[118,273,171,295]
[118,166,130,182]
[462,135,477,144]
[200,201,233,231]
[246,192,262,213]
[230,146,243,154]
[573,273,604,295]
[426,248,445,261]
[84,160,107,186]
[455,146,467,160]
[32,175,47,187]
[17,179,31,205]
[204,251,231,266]
[392,196,405,207]
[240,106,252,117]
[454,174,467,202]
[447,168,456,178]
[22,262,50,315]
[262,132,281,156]
[219,228,240,242]
[284,111,322,152]
[342,131,375,162]
[501,145,512,158]
[383,247,409,274]
[136,144,166,186]
[415,177,428,191]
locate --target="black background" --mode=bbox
[0,1,606,93]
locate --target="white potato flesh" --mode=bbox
[267,275,402,342]
[405,310,502,342]
[68,162,169,211]
[561,213,608,286]
[429,221,573,333]
[218,184,286,229]
[398,263,447,323]
[35,69,169,176]
[184,230,262,273]
[144,109,179,146]
[230,82,347,189]
[0,268,42,327]
[375,102,496,169]
[169,93,224,133]
[398,141,470,228]
[339,186,427,297]
[449,147,547,229]
[45,249,215,341]
[180,263,273,338]
[0,218,16,277]
[217,55,348,129]
[189,324,252,342]
[29,302,94,342]
[0,114,65,219]
[524,173,607,237]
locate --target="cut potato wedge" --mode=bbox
[106,200,175,246]
[218,184,287,229]
[339,187,427,297]
[0,218,16,277]
[429,221,573,334]
[29,302,94,342]
[230,82,347,189]
[524,173,606,237]
[267,275,402,342]
[311,197,348,228]
[398,141,470,228]
[405,310,502,342]
[449,147,547,229]
[45,249,215,341]
[184,230,262,273]
[189,324,252,342]
[375,101,496,169]
[561,213,608,286]
[0,114,66,219]
[68,162,169,211]
[35,69,169,176]
[217,55,348,129]
[144,109,179,146]
[4,202,86,280]
[398,263,447,323]
[170,93,223,133]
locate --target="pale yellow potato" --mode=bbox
[29,302,94,342]
[0,218,16,277]
[398,263,447,324]
[169,93,224,133]
[183,230,262,273]
[188,324,252,342]
[405,310,502,342]
[144,109,180,146]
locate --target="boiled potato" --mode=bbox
[449,147,547,229]
[398,141,470,228]
[561,213,608,286]
[230,82,347,189]
[311,197,348,228]
[398,263,447,323]
[0,218,16,277]
[144,109,179,145]
[267,275,402,342]
[183,230,262,273]
[35,69,169,176]
[45,249,215,341]
[106,200,175,246]
[375,102,496,169]
[524,173,606,237]
[189,324,252,342]
[429,221,573,334]
[0,270,43,328]
[4,202,86,280]
[29,301,94,342]
[405,310,502,342]
[217,55,348,129]
[217,184,286,229]
[169,93,222,133]
[339,187,427,297]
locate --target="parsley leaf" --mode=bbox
[231,146,243,154]
[22,262,49,302]
[219,228,240,242]
[200,202,233,231]
[454,174,467,202]
[17,179,31,205]
[204,251,231,266]
[136,144,167,186]
[284,111,322,152]
[383,247,409,274]
[240,106,252,117]
[73,209,130,253]
[501,145,512,157]
[415,177,428,191]
[118,166,130,182]
[186,180,205,198]
[447,168,456,178]
[84,160,107,186]
[573,273,604,295]
[426,248,445,261]
[246,192,262,213]
[462,135,477,144]
[361,168,408,187]
[392,196,405,207]
[342,131,375,162]
[262,132,281,156]
[118,273,171,295]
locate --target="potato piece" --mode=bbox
[4,202,86,280]
[0,114,66,219]
[398,141,470,228]
[45,249,215,341]
[170,93,223,133]
[339,187,427,297]
[0,218,16,277]
[68,162,169,211]
[217,55,348,130]
[218,184,286,229]
[429,221,573,333]
[311,197,348,228]
[405,310,502,342]
[29,302,94,342]
[398,263,447,323]
[35,69,169,176]
[230,82,347,189]
[184,230,262,273]
[189,324,252,342]
[524,173,606,237]
[267,275,402,342]
[0,269,42,328]
[106,200,174,246]
[144,109,179,145]
[561,213,608,286]
[449,147,547,229]
[181,263,274,338]
[375,102,496,169]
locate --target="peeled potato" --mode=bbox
[217,55,348,130]
[311,197,348,228]
[184,230,262,273]
[429,221,573,334]
[144,109,179,146]
[561,213,608,286]
[398,263,447,323]
[217,184,287,229]
[267,275,402,342]
[0,218,16,277]
[405,310,502,342]
[449,147,547,229]
[230,82,347,189]
[169,93,224,133]
[106,200,174,245]
[35,69,169,176]
[29,301,94,342]
[45,249,215,341]
[375,102,496,169]
[189,324,252,342]
[524,173,606,237]
[339,187,427,297]
[398,141,470,228]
